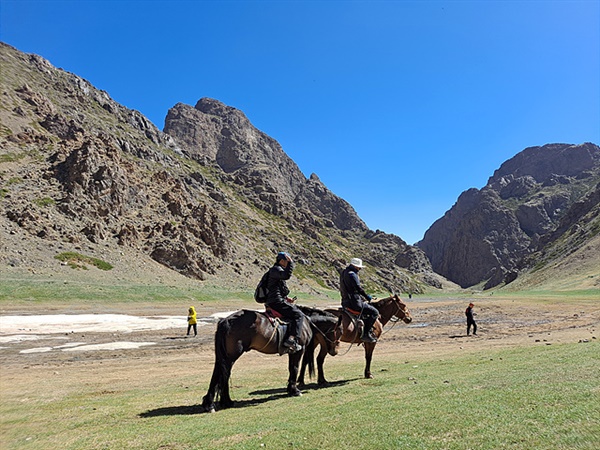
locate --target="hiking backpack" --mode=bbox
[254,271,270,303]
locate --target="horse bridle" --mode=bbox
[309,319,341,347]
[389,296,408,323]
[379,296,409,337]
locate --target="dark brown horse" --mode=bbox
[201,307,340,413]
[298,294,412,386]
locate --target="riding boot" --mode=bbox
[361,316,377,343]
[361,329,377,343]
[283,336,302,353]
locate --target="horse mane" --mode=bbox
[371,295,393,307]
[296,304,337,320]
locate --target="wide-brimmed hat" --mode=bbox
[349,258,364,268]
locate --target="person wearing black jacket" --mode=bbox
[466,302,477,336]
[340,258,379,343]
[266,252,303,353]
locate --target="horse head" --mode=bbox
[391,293,412,324]
[324,315,341,356]
[298,306,341,356]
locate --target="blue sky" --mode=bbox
[2,0,599,244]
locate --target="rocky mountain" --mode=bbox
[0,42,442,295]
[417,143,600,289]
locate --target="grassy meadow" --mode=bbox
[2,338,599,449]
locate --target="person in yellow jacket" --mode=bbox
[187,306,197,336]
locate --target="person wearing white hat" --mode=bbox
[340,258,379,343]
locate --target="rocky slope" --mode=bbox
[417,143,600,289]
[0,42,442,296]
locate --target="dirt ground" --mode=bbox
[1,297,598,389]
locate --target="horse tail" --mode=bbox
[203,317,232,406]
[303,328,316,380]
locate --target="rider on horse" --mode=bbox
[265,252,304,353]
[340,258,379,343]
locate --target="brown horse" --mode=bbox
[201,307,340,413]
[298,294,412,386]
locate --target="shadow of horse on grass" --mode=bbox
[138,379,353,417]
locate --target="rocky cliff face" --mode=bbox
[0,42,437,294]
[418,143,600,288]
[164,99,367,231]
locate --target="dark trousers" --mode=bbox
[342,298,379,332]
[187,324,197,335]
[268,300,304,337]
[467,320,477,335]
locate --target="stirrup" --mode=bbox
[283,337,302,353]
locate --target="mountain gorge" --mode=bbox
[0,42,440,296]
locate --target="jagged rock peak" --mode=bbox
[489,142,600,186]
[164,98,369,231]
[195,97,243,117]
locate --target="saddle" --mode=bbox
[263,305,293,355]
[343,307,362,317]
[340,307,364,337]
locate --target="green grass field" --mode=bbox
[2,341,598,449]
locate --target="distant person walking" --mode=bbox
[187,306,198,336]
[466,302,477,336]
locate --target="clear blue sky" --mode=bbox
[2,0,599,244]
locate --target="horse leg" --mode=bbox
[201,361,221,413]
[217,358,236,409]
[287,352,303,396]
[298,350,310,388]
[316,344,329,386]
[298,337,315,388]
[364,343,376,379]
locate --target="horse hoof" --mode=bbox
[365,374,374,379]
[288,388,303,397]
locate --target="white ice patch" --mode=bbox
[62,341,156,351]
[0,335,68,343]
[0,314,189,335]
[18,341,156,353]
[20,347,54,354]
